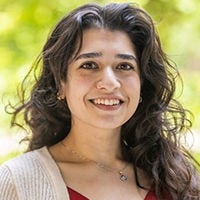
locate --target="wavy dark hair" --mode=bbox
[8,3,200,199]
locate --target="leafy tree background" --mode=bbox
[0,0,200,163]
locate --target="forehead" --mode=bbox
[78,28,136,55]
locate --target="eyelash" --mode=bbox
[80,62,98,70]
[79,61,135,71]
[116,63,135,71]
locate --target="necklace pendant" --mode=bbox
[119,172,127,182]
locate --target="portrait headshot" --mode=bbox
[0,1,200,199]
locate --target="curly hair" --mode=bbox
[8,3,200,199]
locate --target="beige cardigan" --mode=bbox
[0,147,70,200]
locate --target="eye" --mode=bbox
[80,62,98,70]
[116,63,135,71]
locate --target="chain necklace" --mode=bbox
[60,141,128,182]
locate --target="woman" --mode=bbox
[0,3,199,200]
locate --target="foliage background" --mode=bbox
[0,0,200,163]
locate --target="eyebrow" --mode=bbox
[75,52,102,60]
[75,52,137,62]
[115,54,137,61]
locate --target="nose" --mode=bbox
[96,67,121,91]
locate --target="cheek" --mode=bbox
[66,76,93,100]
[124,76,141,95]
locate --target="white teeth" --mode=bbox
[93,99,120,105]
[105,99,109,105]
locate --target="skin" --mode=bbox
[49,28,149,200]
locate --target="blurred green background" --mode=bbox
[0,0,200,164]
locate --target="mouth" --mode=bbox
[90,98,123,106]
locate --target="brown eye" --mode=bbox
[80,62,98,70]
[117,63,135,71]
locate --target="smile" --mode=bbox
[91,99,122,106]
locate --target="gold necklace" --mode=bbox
[60,141,128,182]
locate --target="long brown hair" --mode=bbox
[8,3,200,199]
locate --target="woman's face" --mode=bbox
[62,28,141,130]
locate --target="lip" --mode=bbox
[89,95,124,111]
[90,95,124,101]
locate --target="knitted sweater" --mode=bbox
[0,147,160,200]
[0,147,70,200]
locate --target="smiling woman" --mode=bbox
[62,28,141,130]
[0,2,200,200]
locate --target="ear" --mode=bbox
[57,81,66,100]
[61,81,66,93]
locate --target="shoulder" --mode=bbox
[0,147,50,177]
[0,164,18,199]
[0,147,58,200]
[0,150,39,200]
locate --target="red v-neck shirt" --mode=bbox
[68,187,161,200]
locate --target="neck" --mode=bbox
[63,125,123,165]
